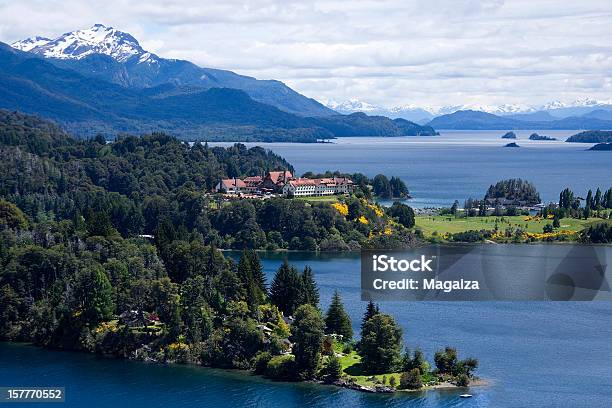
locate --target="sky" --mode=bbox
[1,0,611,109]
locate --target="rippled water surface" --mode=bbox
[210,131,611,207]
[3,248,612,408]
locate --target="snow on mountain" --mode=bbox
[325,99,434,122]
[12,36,52,52]
[326,98,612,119]
[11,24,157,64]
[325,99,382,113]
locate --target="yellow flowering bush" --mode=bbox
[95,321,119,334]
[332,202,348,216]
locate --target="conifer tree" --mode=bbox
[291,304,325,378]
[594,188,602,209]
[586,189,593,210]
[247,250,267,296]
[237,250,266,310]
[361,300,380,332]
[325,290,353,341]
[300,266,319,307]
[269,261,302,316]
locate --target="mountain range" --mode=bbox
[327,97,612,128]
[2,24,436,141]
[11,24,334,118]
[426,109,612,130]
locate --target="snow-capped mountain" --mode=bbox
[325,99,434,123]
[8,24,333,117]
[325,99,382,113]
[11,36,52,52]
[326,98,612,121]
[12,24,158,64]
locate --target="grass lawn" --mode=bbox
[415,215,607,237]
[295,195,339,203]
[336,350,436,388]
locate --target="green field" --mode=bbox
[336,350,437,388]
[415,215,606,237]
[295,195,339,203]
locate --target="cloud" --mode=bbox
[1,0,611,108]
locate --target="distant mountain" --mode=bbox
[0,41,435,141]
[427,110,612,130]
[326,99,433,123]
[581,109,612,121]
[427,110,522,130]
[505,111,557,122]
[312,112,437,137]
[0,42,331,141]
[12,24,335,118]
[327,97,612,123]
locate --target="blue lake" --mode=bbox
[209,131,612,207]
[3,249,612,408]
[3,134,612,408]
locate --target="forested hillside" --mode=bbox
[0,110,414,250]
[0,110,418,368]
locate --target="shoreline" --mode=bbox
[3,341,486,396]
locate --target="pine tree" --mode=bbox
[360,313,403,373]
[237,250,266,310]
[321,354,342,383]
[247,250,267,296]
[594,188,602,209]
[586,189,593,210]
[606,188,612,209]
[361,300,380,332]
[269,261,302,316]
[300,266,319,306]
[325,290,353,341]
[291,304,324,379]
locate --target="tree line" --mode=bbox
[0,111,418,252]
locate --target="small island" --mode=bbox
[589,143,612,151]
[504,142,520,147]
[566,130,612,143]
[529,133,556,141]
[501,131,517,139]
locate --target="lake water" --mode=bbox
[3,248,612,408]
[209,131,612,207]
[3,134,611,407]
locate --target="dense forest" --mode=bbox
[0,110,417,252]
[0,110,476,391]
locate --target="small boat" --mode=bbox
[459,394,473,398]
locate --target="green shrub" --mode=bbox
[252,351,272,375]
[456,373,470,387]
[265,354,296,380]
[320,354,342,383]
[399,368,422,389]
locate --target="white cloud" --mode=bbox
[1,0,611,108]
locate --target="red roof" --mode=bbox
[220,178,247,189]
[289,179,317,187]
[267,171,293,184]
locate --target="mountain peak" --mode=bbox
[12,24,154,63]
